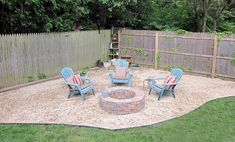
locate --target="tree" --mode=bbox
[0,0,90,33]
[0,0,234,34]
[191,0,212,32]
[210,0,234,32]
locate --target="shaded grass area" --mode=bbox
[0,97,235,142]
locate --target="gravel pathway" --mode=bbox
[0,67,235,130]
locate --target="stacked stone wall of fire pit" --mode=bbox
[99,87,145,115]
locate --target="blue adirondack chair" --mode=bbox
[148,68,183,100]
[109,59,133,87]
[61,67,95,100]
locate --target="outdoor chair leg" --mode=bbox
[92,89,95,95]
[68,91,72,99]
[81,93,85,101]
[172,91,175,98]
[158,90,164,101]
[157,95,161,101]
[128,81,131,87]
[148,88,152,95]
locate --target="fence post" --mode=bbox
[155,33,159,68]
[211,35,218,78]
[118,30,120,49]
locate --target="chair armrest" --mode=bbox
[164,82,178,86]
[109,71,115,79]
[65,82,82,90]
[81,77,92,84]
[126,68,132,75]
[152,77,166,80]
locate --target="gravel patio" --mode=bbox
[0,67,235,130]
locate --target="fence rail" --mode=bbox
[0,30,110,88]
[119,29,235,79]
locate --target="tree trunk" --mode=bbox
[202,14,207,32]
[213,19,217,32]
[202,0,210,32]
[194,0,202,32]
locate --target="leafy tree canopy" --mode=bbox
[0,0,234,34]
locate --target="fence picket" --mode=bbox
[0,30,110,88]
[120,29,235,79]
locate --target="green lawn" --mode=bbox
[1,97,235,142]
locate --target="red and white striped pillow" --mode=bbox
[114,67,127,79]
[162,76,176,90]
[67,74,83,86]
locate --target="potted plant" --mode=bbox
[103,60,111,69]
[79,66,91,77]
[102,55,111,69]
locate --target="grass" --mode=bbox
[0,97,235,142]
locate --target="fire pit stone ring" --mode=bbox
[99,87,145,115]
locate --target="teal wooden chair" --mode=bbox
[148,68,183,100]
[61,67,95,100]
[109,59,133,87]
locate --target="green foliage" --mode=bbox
[216,31,233,47]
[156,51,161,67]
[143,52,149,60]
[145,0,193,31]
[0,0,234,33]
[188,67,192,73]
[216,31,233,38]
[133,48,144,55]
[27,76,34,82]
[80,70,87,76]
[0,0,90,33]
[133,48,149,60]
[232,52,235,65]
[37,73,47,80]
[176,29,189,35]
[0,97,235,141]
[171,47,177,53]
[79,66,94,76]
[125,36,132,46]
[121,48,129,55]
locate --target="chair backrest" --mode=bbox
[114,59,129,68]
[61,67,74,81]
[170,68,184,82]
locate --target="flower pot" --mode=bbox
[103,61,111,69]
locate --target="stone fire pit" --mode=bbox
[99,87,145,115]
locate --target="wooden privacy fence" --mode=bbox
[119,29,235,79]
[0,30,110,88]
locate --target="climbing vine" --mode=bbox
[176,29,189,35]
[121,48,129,55]
[216,31,233,48]
[133,48,149,62]
[156,51,161,67]
[133,48,144,55]
[125,36,132,46]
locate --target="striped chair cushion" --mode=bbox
[114,67,128,79]
[162,76,176,90]
[67,74,83,86]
